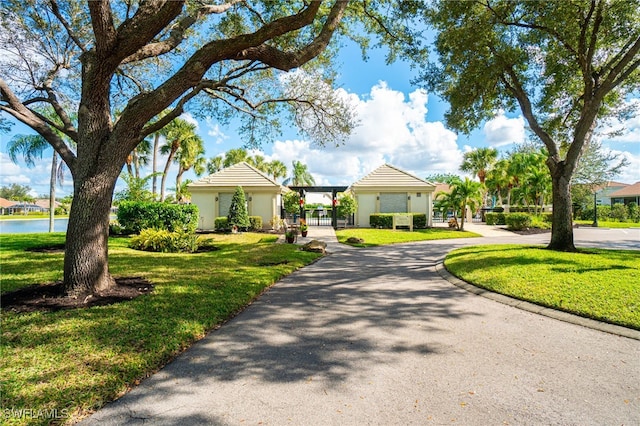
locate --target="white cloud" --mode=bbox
[610,148,640,183]
[265,83,464,185]
[483,112,525,146]
[205,118,229,145]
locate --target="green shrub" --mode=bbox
[109,220,125,236]
[369,213,426,229]
[337,193,357,218]
[129,228,200,253]
[485,212,506,225]
[215,217,229,231]
[228,186,250,230]
[530,215,552,229]
[505,213,532,230]
[117,201,199,234]
[628,202,639,222]
[610,203,628,221]
[249,216,263,231]
[412,213,427,228]
[283,191,301,215]
[370,214,394,228]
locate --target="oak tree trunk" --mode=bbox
[547,167,576,252]
[63,166,120,297]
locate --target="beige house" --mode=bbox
[350,164,436,227]
[188,162,288,230]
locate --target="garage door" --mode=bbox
[379,192,407,213]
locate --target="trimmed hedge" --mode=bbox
[215,216,263,231]
[370,213,427,229]
[505,213,532,231]
[117,201,199,234]
[485,212,506,225]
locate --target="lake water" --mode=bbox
[0,218,69,234]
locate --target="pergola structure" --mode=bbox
[288,186,348,229]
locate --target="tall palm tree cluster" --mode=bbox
[460,146,552,214]
[205,148,289,183]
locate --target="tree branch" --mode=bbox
[88,0,117,55]
[234,0,348,70]
[49,0,87,52]
[0,79,77,170]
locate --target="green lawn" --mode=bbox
[445,245,640,329]
[336,227,481,247]
[1,233,321,425]
[574,220,640,228]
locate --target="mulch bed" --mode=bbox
[1,277,154,313]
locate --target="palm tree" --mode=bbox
[460,147,498,207]
[175,134,206,200]
[460,147,498,184]
[436,178,483,231]
[7,134,66,229]
[159,118,199,202]
[283,160,315,186]
[266,160,287,182]
[223,148,249,167]
[247,155,268,173]
[485,158,511,207]
[206,156,223,175]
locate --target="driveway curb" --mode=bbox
[435,262,640,341]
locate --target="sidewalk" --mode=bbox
[432,220,518,237]
[277,225,348,253]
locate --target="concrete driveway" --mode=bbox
[83,230,639,425]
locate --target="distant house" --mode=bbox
[594,181,629,206]
[609,182,640,206]
[188,162,289,230]
[6,202,45,215]
[0,197,14,215]
[350,164,436,227]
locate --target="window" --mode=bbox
[379,192,408,213]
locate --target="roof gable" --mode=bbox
[188,162,285,189]
[351,164,435,190]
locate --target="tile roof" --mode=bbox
[351,164,436,190]
[608,181,640,197]
[188,162,286,190]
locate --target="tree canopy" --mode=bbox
[416,0,640,251]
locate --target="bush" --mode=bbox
[215,217,229,231]
[249,216,263,231]
[628,202,639,222]
[485,212,506,225]
[530,215,552,229]
[117,201,199,234]
[369,213,426,229]
[129,228,200,253]
[505,213,532,230]
[283,191,301,215]
[610,203,628,222]
[109,220,125,236]
[336,193,357,218]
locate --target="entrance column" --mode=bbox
[331,189,338,229]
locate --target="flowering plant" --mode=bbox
[299,219,308,231]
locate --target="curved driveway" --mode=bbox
[84,227,639,425]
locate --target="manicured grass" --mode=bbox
[444,244,640,330]
[1,232,321,425]
[574,220,640,228]
[336,227,481,247]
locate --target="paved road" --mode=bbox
[83,229,640,425]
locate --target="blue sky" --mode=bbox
[1,37,639,198]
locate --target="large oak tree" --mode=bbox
[1,0,413,296]
[417,0,640,251]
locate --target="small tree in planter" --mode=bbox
[228,186,250,232]
[337,192,357,226]
[283,191,301,220]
